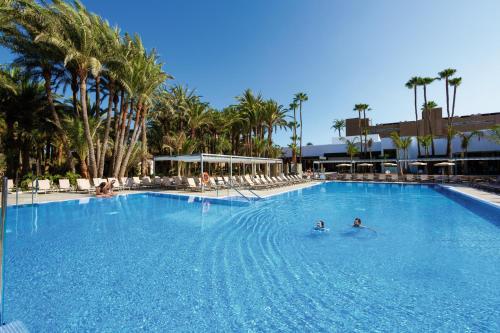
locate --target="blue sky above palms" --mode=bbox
[1,0,499,146]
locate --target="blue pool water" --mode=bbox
[3,182,500,332]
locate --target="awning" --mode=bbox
[154,153,283,165]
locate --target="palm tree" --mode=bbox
[342,138,359,173]
[447,77,462,157]
[417,135,433,158]
[390,132,412,174]
[353,104,370,156]
[288,101,299,166]
[421,100,438,155]
[405,76,421,156]
[457,131,483,174]
[367,137,373,160]
[417,77,437,155]
[294,92,308,165]
[262,99,287,152]
[438,69,457,157]
[35,0,103,177]
[331,119,346,137]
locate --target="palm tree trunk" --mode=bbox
[413,86,421,157]
[299,102,303,164]
[98,84,114,177]
[423,85,435,155]
[358,111,363,155]
[141,109,149,176]
[113,99,132,177]
[42,68,75,173]
[448,85,458,158]
[118,104,144,178]
[445,77,451,157]
[94,75,101,118]
[79,73,98,178]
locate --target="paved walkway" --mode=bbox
[2,181,321,207]
[442,184,500,207]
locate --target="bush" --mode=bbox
[63,171,80,187]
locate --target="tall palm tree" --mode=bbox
[421,100,438,156]
[288,101,299,166]
[35,0,104,177]
[447,77,462,158]
[353,104,370,156]
[438,68,457,158]
[405,76,421,156]
[294,92,308,165]
[262,99,287,152]
[331,119,346,137]
[417,77,437,155]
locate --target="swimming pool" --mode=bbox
[4,182,500,332]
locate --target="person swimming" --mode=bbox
[353,217,362,228]
[314,220,326,230]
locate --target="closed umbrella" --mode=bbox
[435,162,455,167]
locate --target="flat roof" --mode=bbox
[153,153,283,164]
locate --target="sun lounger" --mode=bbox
[185,178,203,192]
[141,176,154,188]
[76,178,92,192]
[405,175,415,182]
[355,174,363,181]
[58,179,72,192]
[389,174,399,182]
[344,174,352,181]
[34,179,52,193]
[216,176,229,188]
[365,174,374,181]
[92,178,103,187]
[6,179,15,193]
[244,175,268,189]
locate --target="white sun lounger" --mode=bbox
[58,179,72,192]
[76,178,92,192]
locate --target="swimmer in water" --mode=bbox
[353,217,362,228]
[315,220,325,230]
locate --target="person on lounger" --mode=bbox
[96,180,115,197]
[353,217,362,228]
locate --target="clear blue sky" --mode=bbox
[2,0,500,146]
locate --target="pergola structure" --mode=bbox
[153,153,284,191]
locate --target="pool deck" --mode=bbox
[2,181,499,208]
[3,181,321,206]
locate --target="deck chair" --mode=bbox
[141,176,154,188]
[186,178,203,192]
[7,179,15,193]
[344,174,352,181]
[77,178,92,192]
[58,179,72,192]
[405,175,415,182]
[92,178,103,187]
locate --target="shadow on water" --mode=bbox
[339,227,378,240]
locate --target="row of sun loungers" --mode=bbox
[3,173,310,194]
